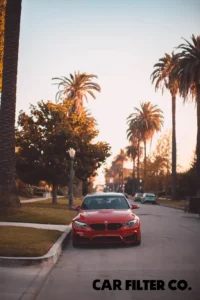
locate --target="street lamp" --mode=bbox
[68,148,76,209]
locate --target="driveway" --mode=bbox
[35,204,200,300]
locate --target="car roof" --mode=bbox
[144,193,155,195]
[85,192,125,198]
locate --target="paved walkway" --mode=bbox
[0,222,69,232]
[20,195,64,203]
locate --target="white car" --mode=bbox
[141,193,157,204]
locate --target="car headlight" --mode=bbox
[123,219,138,227]
[74,220,89,228]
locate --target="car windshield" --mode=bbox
[81,196,130,210]
[146,193,155,196]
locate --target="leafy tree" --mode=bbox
[0,0,22,210]
[52,72,101,115]
[15,100,111,204]
[175,34,200,196]
[151,52,180,200]
[142,130,172,194]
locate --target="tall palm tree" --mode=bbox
[126,144,138,195]
[114,149,128,189]
[0,0,22,208]
[127,102,164,187]
[151,52,179,200]
[175,34,200,196]
[52,72,101,115]
[126,121,143,185]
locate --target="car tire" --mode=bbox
[72,240,80,248]
[135,239,141,246]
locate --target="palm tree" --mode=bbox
[0,0,22,209]
[151,52,179,200]
[126,144,138,195]
[52,72,101,115]
[114,149,128,190]
[126,121,143,186]
[127,102,164,187]
[175,34,200,196]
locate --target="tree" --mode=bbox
[126,102,164,187]
[175,34,200,196]
[114,149,128,188]
[0,0,22,209]
[126,144,138,195]
[52,72,101,115]
[143,132,171,194]
[151,52,180,200]
[126,119,143,186]
[0,0,6,93]
[15,100,111,204]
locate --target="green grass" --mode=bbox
[0,197,83,225]
[157,199,185,207]
[23,197,83,209]
[0,226,62,257]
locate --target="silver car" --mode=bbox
[141,193,157,204]
[134,193,143,202]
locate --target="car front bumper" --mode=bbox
[72,225,140,245]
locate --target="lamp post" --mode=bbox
[68,148,76,210]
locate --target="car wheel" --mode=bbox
[135,239,141,246]
[72,240,80,248]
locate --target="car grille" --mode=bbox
[90,224,105,230]
[107,223,122,230]
[92,236,122,242]
[90,223,122,230]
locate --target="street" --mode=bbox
[34,204,200,300]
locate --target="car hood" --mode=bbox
[73,209,138,223]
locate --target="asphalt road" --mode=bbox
[35,203,200,300]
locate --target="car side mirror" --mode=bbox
[131,204,140,209]
[72,205,80,211]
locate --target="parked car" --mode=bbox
[141,193,157,204]
[134,193,143,202]
[71,192,141,247]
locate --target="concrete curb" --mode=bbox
[159,203,184,210]
[0,224,72,267]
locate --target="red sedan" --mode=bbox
[72,192,141,247]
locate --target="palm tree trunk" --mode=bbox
[0,0,22,209]
[71,97,83,115]
[171,94,177,200]
[149,137,153,156]
[132,158,135,196]
[137,139,140,192]
[196,85,200,197]
[52,183,58,204]
[144,139,147,186]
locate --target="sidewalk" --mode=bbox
[0,222,68,232]
[20,195,64,203]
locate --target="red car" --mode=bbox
[72,192,141,247]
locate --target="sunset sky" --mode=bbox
[16,0,200,184]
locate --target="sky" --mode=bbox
[16,0,200,185]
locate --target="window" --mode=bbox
[81,196,130,210]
